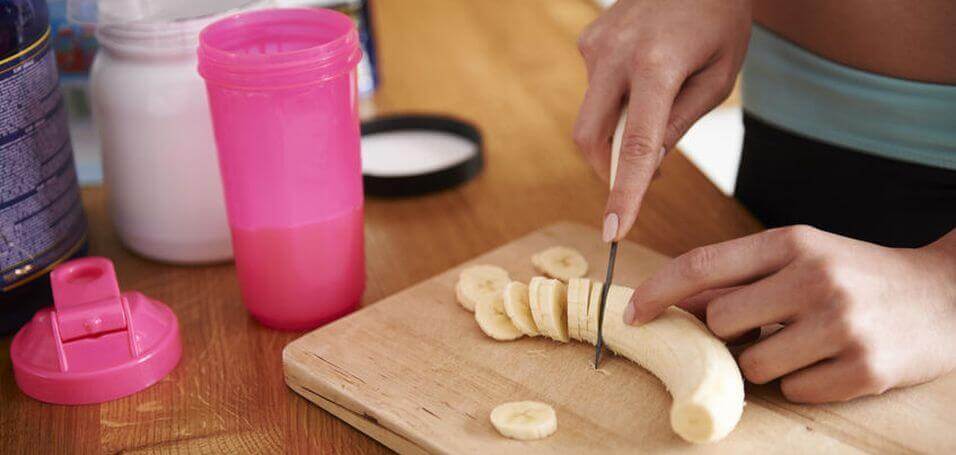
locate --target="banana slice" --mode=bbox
[566,280,580,341]
[579,281,603,344]
[566,278,591,342]
[503,281,539,336]
[527,276,548,334]
[456,265,510,312]
[475,292,524,341]
[490,401,558,441]
[536,278,569,342]
[532,246,588,282]
[579,281,595,343]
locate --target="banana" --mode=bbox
[566,280,580,341]
[566,278,590,342]
[531,246,588,281]
[475,291,524,341]
[535,278,570,342]
[503,281,539,336]
[456,265,510,312]
[468,266,744,444]
[600,285,745,444]
[579,281,603,345]
[580,282,596,343]
[528,277,546,333]
[489,401,558,441]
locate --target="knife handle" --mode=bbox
[609,109,627,190]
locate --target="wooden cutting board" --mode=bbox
[283,222,955,454]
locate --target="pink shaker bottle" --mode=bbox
[198,8,365,330]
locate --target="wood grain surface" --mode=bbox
[1,0,764,453]
[285,223,956,454]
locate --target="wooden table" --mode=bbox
[0,0,761,452]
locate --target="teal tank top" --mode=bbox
[742,24,956,171]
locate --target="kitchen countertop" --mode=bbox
[0,0,761,452]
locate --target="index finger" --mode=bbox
[604,73,677,242]
[624,227,808,324]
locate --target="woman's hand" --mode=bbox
[574,0,752,241]
[624,226,956,403]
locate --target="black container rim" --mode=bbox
[361,114,484,197]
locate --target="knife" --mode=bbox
[594,110,628,369]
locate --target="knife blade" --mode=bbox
[594,110,627,369]
[593,241,618,368]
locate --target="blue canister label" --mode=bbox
[0,27,87,291]
[324,0,378,98]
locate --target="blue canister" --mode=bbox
[0,0,88,334]
[279,0,379,99]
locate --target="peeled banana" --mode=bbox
[598,285,744,443]
[461,255,744,444]
[490,401,558,441]
[456,265,510,312]
[532,246,588,281]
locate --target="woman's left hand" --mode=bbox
[624,225,956,403]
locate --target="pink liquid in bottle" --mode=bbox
[230,206,365,330]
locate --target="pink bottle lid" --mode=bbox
[10,257,181,405]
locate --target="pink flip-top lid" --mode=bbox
[10,257,181,405]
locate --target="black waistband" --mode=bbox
[735,113,955,248]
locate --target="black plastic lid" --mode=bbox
[361,114,483,197]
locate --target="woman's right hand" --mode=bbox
[574,0,752,242]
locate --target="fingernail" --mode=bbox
[624,302,637,325]
[602,213,619,242]
[658,146,667,161]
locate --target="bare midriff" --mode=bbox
[753,0,956,84]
